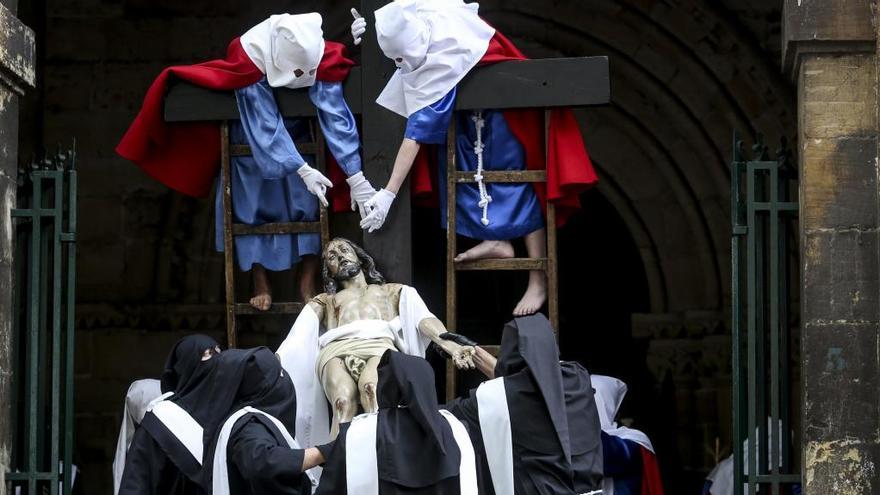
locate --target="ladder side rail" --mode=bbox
[221,122,237,347]
[445,119,458,400]
[544,109,560,335]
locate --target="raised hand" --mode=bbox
[351,8,366,45]
[296,163,332,207]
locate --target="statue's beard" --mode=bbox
[333,259,362,283]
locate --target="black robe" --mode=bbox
[444,314,589,495]
[118,334,220,495]
[118,426,204,495]
[317,351,466,495]
[208,347,329,494]
[560,361,604,493]
[444,370,575,495]
[226,415,314,495]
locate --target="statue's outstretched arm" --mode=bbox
[417,317,476,370]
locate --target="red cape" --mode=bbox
[411,30,597,227]
[640,446,665,495]
[116,39,354,198]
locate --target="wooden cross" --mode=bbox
[165,16,608,283]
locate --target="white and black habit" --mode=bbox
[208,347,328,495]
[444,314,603,495]
[559,361,604,493]
[118,334,223,495]
[316,351,477,495]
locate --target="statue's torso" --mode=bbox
[317,283,403,330]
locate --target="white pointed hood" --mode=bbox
[240,13,325,89]
[375,0,495,117]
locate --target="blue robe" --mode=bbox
[405,88,544,240]
[602,431,642,495]
[215,78,361,271]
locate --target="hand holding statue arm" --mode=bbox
[417,317,476,370]
[440,334,497,379]
[359,138,421,232]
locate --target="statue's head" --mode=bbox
[322,237,385,294]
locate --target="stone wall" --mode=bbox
[0,0,35,488]
[784,1,880,492]
[21,0,796,493]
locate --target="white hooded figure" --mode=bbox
[240,13,326,90]
[216,12,377,312]
[112,379,165,494]
[591,375,656,495]
[374,0,495,118]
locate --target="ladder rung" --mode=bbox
[455,258,548,271]
[232,222,322,235]
[483,345,500,356]
[453,170,547,183]
[231,142,318,156]
[234,302,304,315]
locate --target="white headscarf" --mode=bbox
[112,379,164,495]
[240,13,325,89]
[375,0,495,117]
[591,375,655,495]
[590,374,654,453]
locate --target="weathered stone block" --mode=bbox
[802,321,879,443]
[802,231,880,323]
[801,136,879,230]
[800,54,877,139]
[805,439,880,494]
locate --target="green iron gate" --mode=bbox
[7,146,77,495]
[731,133,800,494]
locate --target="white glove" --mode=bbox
[359,189,396,233]
[346,172,378,219]
[351,8,366,46]
[296,163,332,208]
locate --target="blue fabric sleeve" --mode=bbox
[309,81,362,176]
[601,432,643,477]
[404,88,457,145]
[235,79,306,179]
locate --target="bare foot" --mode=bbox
[250,264,272,311]
[455,240,514,262]
[513,271,547,316]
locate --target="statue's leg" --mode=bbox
[513,228,547,316]
[322,357,359,438]
[357,355,383,413]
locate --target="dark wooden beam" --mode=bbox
[164,68,363,122]
[359,0,412,284]
[163,57,609,122]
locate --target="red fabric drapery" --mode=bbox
[116,39,355,199]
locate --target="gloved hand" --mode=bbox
[346,172,378,219]
[296,164,332,208]
[351,8,366,46]
[439,332,479,347]
[359,188,396,233]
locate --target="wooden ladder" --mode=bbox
[220,120,331,348]
[445,109,559,400]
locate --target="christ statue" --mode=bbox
[276,238,476,444]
